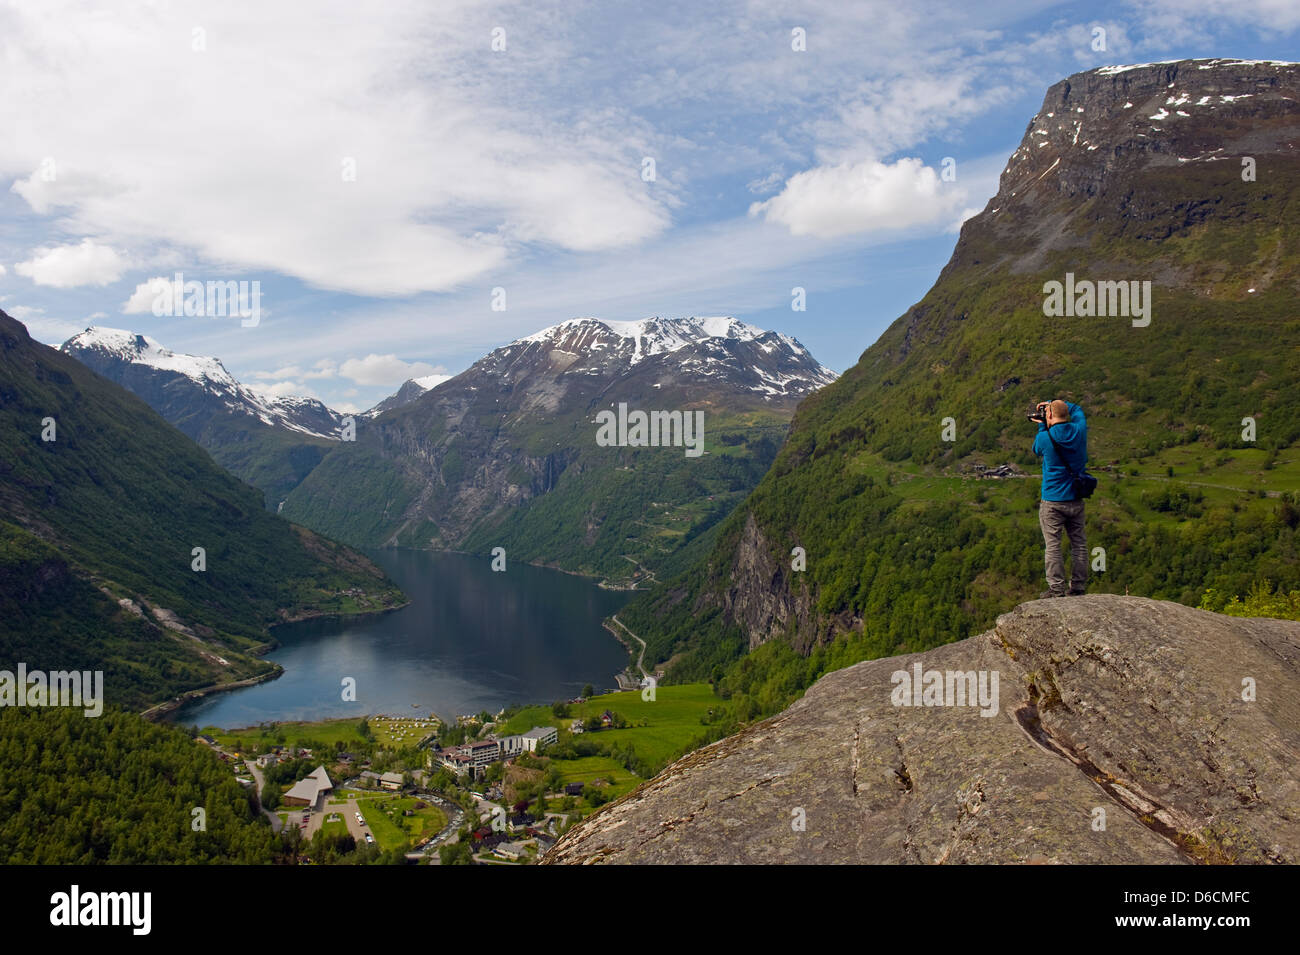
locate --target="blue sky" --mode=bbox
[1,0,1298,411]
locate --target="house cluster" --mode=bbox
[254,745,315,768]
[468,817,556,861]
[434,726,558,778]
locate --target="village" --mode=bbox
[192,697,663,865]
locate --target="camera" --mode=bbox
[1026,401,1048,423]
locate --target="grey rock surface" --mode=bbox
[545,596,1300,864]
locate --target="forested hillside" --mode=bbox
[0,311,404,711]
[0,708,278,864]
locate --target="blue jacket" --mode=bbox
[1032,402,1088,501]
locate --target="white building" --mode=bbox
[498,735,525,758]
[521,726,558,752]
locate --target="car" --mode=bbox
[365,833,374,844]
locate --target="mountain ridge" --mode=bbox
[280,315,837,583]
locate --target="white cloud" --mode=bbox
[252,359,336,381]
[0,1,670,297]
[14,239,126,287]
[0,264,6,275]
[750,158,968,239]
[745,170,785,195]
[1127,0,1300,39]
[121,277,171,313]
[3,305,84,343]
[338,354,441,386]
[246,380,318,401]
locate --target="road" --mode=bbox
[607,614,650,683]
[244,761,283,833]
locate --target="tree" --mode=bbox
[439,840,474,865]
[581,684,594,699]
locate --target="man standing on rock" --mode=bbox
[1031,398,1088,597]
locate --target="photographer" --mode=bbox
[1030,399,1089,597]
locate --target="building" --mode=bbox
[380,771,404,791]
[521,726,558,752]
[494,841,530,861]
[466,739,501,768]
[436,748,473,777]
[281,766,333,809]
[497,735,525,758]
[564,782,585,797]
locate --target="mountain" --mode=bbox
[365,375,451,416]
[1,311,403,711]
[619,59,1300,693]
[281,316,837,584]
[61,327,345,508]
[546,595,1300,864]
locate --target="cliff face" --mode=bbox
[546,596,1300,864]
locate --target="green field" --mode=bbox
[367,716,440,748]
[203,718,370,754]
[357,796,447,852]
[568,685,725,768]
[551,756,641,800]
[200,713,438,754]
[502,683,726,779]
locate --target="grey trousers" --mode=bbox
[1039,499,1087,595]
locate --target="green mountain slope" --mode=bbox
[0,311,403,711]
[621,59,1300,700]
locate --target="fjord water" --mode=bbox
[171,550,631,729]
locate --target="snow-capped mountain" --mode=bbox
[61,327,343,438]
[365,373,453,416]
[280,315,837,574]
[505,316,837,398]
[61,326,345,508]
[364,315,835,417]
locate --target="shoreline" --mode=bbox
[141,663,285,723]
[435,546,645,591]
[146,597,409,724]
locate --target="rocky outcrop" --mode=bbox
[545,596,1300,864]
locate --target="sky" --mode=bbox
[1,0,1298,413]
